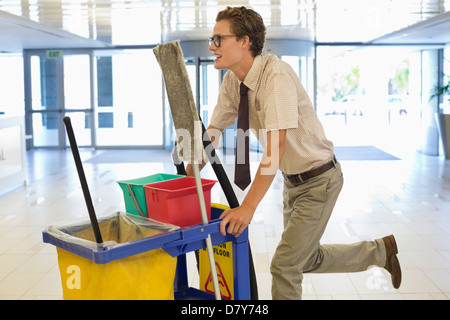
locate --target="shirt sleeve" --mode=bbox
[261,62,300,131]
[210,71,239,130]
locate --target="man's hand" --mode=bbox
[219,205,255,237]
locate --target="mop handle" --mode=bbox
[63,117,103,245]
[192,163,221,300]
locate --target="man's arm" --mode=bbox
[219,129,286,237]
[185,125,224,176]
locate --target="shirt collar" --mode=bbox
[242,55,263,92]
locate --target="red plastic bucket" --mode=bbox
[144,177,217,227]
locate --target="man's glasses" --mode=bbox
[208,34,238,47]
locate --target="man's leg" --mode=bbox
[302,240,386,274]
[302,235,401,289]
[271,164,343,300]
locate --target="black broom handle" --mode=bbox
[63,116,103,244]
[199,122,240,208]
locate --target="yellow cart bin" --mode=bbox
[43,212,179,300]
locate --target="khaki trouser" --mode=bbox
[271,162,387,300]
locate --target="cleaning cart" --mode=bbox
[42,116,252,300]
[42,205,251,300]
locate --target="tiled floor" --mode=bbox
[0,148,449,300]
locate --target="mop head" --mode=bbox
[153,41,203,163]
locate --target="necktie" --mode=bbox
[234,82,251,190]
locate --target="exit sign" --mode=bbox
[46,50,63,59]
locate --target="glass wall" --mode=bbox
[63,54,92,146]
[0,53,24,116]
[316,45,423,158]
[94,49,163,147]
[443,46,450,113]
[199,62,220,128]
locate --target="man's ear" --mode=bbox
[241,35,251,49]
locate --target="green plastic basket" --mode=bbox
[117,173,183,217]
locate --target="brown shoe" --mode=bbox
[382,235,402,289]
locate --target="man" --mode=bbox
[187,6,401,300]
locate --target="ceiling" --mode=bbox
[0,0,449,52]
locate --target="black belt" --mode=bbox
[284,155,337,184]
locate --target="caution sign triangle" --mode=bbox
[204,262,232,300]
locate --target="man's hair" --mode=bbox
[216,6,266,57]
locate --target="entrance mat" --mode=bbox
[334,146,400,161]
[85,149,171,163]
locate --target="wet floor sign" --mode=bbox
[199,241,234,300]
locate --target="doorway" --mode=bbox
[25,50,93,148]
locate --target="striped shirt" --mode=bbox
[210,54,334,175]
